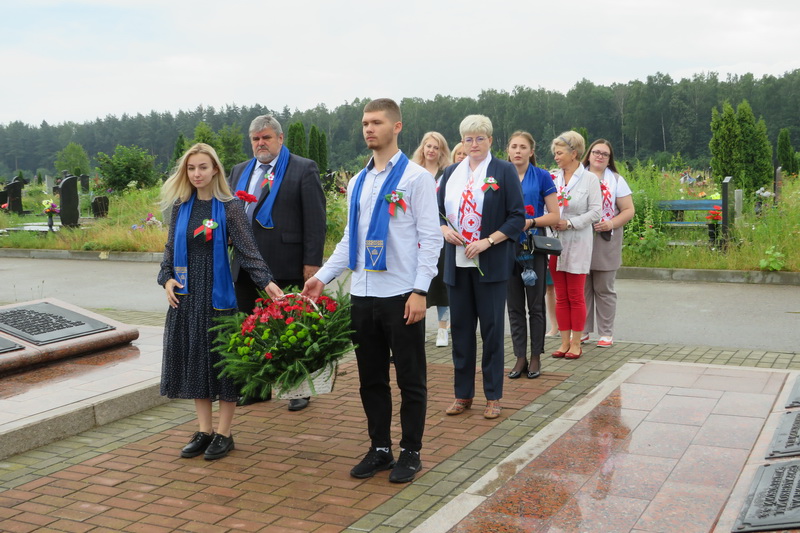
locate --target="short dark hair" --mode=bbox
[363,98,402,122]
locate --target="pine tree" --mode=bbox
[777,128,796,175]
[318,129,329,172]
[308,125,321,169]
[286,122,308,158]
[736,100,773,192]
[709,101,742,183]
[170,133,188,170]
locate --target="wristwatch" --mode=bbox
[566,220,573,230]
[412,289,427,296]
[487,237,496,246]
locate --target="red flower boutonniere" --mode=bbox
[481,176,499,192]
[194,219,218,241]
[261,172,275,189]
[385,190,407,216]
[525,204,536,217]
[236,191,258,203]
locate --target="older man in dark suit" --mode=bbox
[228,114,327,411]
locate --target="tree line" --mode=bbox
[2,69,800,180]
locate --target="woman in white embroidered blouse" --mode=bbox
[580,139,635,348]
[548,131,601,360]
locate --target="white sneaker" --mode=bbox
[436,328,449,347]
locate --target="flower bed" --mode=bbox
[212,289,354,401]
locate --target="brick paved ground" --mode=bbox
[1,307,799,532]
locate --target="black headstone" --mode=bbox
[734,460,800,532]
[0,190,7,207]
[0,302,114,345]
[59,175,80,227]
[766,411,800,458]
[91,196,109,218]
[80,174,90,193]
[4,181,23,214]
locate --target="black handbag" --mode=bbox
[530,234,562,256]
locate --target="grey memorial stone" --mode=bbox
[91,196,109,218]
[4,180,23,214]
[0,337,23,354]
[0,302,114,345]
[766,411,800,458]
[45,174,54,193]
[785,377,800,408]
[59,175,80,227]
[734,460,800,532]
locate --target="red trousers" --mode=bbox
[549,255,587,332]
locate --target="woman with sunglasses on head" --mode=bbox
[580,139,634,348]
[412,132,452,346]
[549,131,602,360]
[505,131,559,380]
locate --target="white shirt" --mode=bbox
[316,150,443,297]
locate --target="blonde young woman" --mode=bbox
[158,143,282,461]
[548,132,601,360]
[412,132,452,346]
[580,139,635,348]
[451,142,468,164]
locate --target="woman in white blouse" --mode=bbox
[548,131,602,360]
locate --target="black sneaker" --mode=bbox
[350,448,395,479]
[180,431,214,458]
[204,433,235,460]
[389,450,422,483]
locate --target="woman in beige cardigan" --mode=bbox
[548,131,602,359]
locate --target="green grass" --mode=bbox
[2,175,797,272]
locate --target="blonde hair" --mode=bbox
[451,142,466,163]
[411,131,451,170]
[550,131,585,159]
[459,114,493,138]
[160,143,232,210]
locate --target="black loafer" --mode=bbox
[288,397,310,411]
[181,431,214,458]
[204,433,235,460]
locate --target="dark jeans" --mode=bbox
[351,294,427,452]
[507,249,548,366]
[448,267,508,401]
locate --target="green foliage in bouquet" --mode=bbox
[212,286,355,401]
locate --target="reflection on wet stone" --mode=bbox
[767,411,800,459]
[735,460,800,532]
[0,302,114,345]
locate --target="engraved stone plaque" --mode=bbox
[786,377,800,408]
[0,337,23,354]
[734,460,800,532]
[0,302,114,345]
[766,412,800,459]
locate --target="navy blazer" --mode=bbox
[228,153,326,282]
[437,157,525,285]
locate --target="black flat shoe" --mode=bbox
[204,433,235,460]
[508,361,528,379]
[181,431,214,458]
[527,370,541,379]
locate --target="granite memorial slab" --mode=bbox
[59,175,80,227]
[4,180,23,214]
[785,376,800,408]
[734,460,800,532]
[0,298,138,374]
[0,302,114,345]
[91,195,109,218]
[766,411,800,459]
[0,337,23,354]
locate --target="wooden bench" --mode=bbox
[657,176,732,244]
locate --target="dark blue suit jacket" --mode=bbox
[437,157,525,285]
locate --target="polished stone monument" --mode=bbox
[59,175,80,227]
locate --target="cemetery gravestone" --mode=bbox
[0,190,7,207]
[45,174,54,193]
[91,196,109,218]
[80,174,89,193]
[5,181,23,215]
[59,175,80,227]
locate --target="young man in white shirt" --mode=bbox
[303,98,442,483]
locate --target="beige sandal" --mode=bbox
[484,400,501,419]
[446,398,473,416]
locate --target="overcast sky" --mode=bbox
[1,0,798,126]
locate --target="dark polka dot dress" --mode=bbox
[157,198,273,402]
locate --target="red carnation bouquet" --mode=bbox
[212,287,354,401]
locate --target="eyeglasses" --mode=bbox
[463,136,487,145]
[591,150,611,158]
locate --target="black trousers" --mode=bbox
[234,270,303,313]
[448,268,508,401]
[507,249,548,364]
[351,294,427,452]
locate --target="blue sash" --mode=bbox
[173,194,237,310]
[233,145,290,229]
[348,153,409,271]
